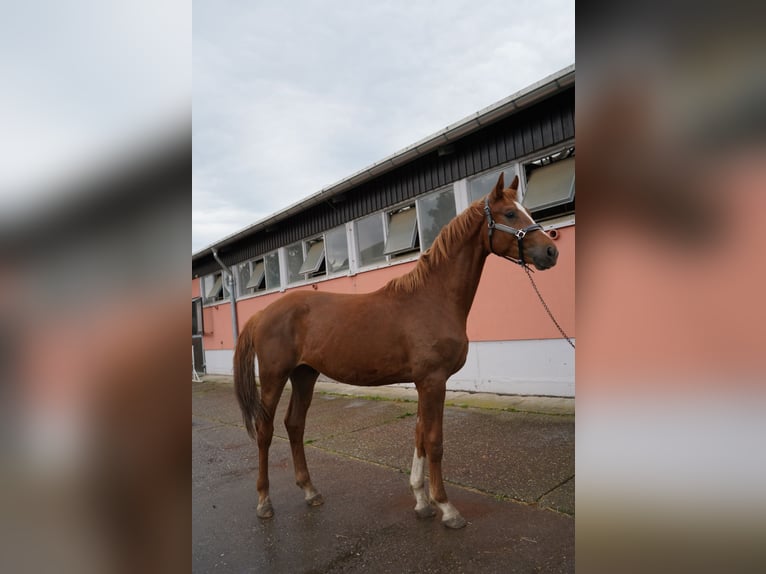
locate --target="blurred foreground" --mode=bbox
[0,3,190,570]
[0,135,190,573]
[577,2,766,572]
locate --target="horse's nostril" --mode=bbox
[547,245,558,258]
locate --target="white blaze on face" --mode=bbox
[514,200,535,224]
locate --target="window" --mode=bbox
[248,260,266,290]
[356,213,386,267]
[285,229,350,285]
[235,251,282,296]
[384,205,419,256]
[264,251,281,290]
[192,298,203,335]
[467,165,518,204]
[416,187,456,250]
[286,242,305,284]
[237,259,266,296]
[523,147,575,219]
[355,188,457,268]
[325,226,349,273]
[298,238,326,278]
[202,271,228,304]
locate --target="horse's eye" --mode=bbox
[505,212,515,219]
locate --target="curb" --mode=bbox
[195,375,574,416]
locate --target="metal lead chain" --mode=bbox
[522,264,576,350]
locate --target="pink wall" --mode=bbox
[469,226,574,341]
[192,277,200,299]
[199,226,575,351]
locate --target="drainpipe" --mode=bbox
[211,248,239,345]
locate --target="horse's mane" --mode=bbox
[383,200,485,294]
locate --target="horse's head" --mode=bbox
[482,173,558,270]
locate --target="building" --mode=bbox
[192,65,575,396]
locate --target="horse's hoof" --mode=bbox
[306,492,324,507]
[415,504,437,519]
[256,501,274,519]
[442,514,467,529]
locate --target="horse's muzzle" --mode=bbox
[532,244,558,270]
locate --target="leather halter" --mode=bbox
[483,195,543,266]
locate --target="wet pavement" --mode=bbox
[193,378,574,573]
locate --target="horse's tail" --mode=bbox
[234,312,263,440]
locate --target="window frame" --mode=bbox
[263,250,282,291]
[237,258,266,296]
[325,224,351,275]
[201,271,228,306]
[415,185,457,252]
[298,237,326,277]
[235,249,283,300]
[354,212,389,270]
[383,204,420,257]
[520,144,575,222]
[466,164,519,205]
[283,228,351,287]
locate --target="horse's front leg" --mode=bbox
[410,398,436,519]
[414,377,466,529]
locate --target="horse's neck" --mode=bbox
[422,222,488,320]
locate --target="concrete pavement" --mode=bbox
[193,376,574,573]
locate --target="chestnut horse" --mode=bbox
[234,173,558,528]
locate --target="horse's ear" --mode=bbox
[509,175,519,191]
[492,173,505,199]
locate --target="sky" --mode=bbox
[0,1,189,223]
[192,0,574,253]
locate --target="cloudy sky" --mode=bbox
[0,1,189,221]
[192,0,574,253]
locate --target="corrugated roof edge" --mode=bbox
[193,63,575,260]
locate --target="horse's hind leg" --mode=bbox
[285,365,323,507]
[255,374,287,519]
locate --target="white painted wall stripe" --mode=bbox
[204,338,574,396]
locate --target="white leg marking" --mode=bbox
[436,500,466,528]
[410,449,430,511]
[436,501,460,521]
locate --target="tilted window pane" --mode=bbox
[523,156,575,211]
[246,260,266,290]
[286,243,304,283]
[467,165,518,204]
[417,188,456,251]
[383,207,418,255]
[206,273,222,299]
[356,213,386,266]
[264,252,281,290]
[298,240,325,275]
[325,226,349,273]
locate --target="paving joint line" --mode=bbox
[534,474,575,503]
